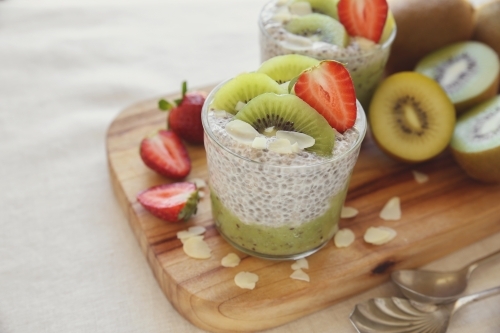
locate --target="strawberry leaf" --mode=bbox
[158,99,173,111]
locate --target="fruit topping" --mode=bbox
[159,81,206,144]
[337,0,388,43]
[257,54,320,84]
[379,196,401,221]
[294,60,357,133]
[137,182,199,223]
[234,93,336,156]
[289,0,339,19]
[450,95,500,183]
[369,72,456,163]
[211,72,285,114]
[284,13,349,47]
[139,130,191,179]
[415,41,500,113]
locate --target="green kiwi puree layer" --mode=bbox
[210,187,348,257]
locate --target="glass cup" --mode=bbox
[202,81,367,260]
[258,0,396,109]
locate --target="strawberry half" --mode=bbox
[337,0,388,43]
[137,182,199,223]
[294,60,357,133]
[159,81,206,145]
[140,130,191,179]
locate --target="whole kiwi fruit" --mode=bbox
[386,0,475,74]
[472,0,500,74]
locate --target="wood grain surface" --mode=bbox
[106,85,500,333]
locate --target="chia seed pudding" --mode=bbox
[202,81,367,260]
[258,0,396,108]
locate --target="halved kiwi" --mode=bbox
[235,93,335,156]
[290,0,339,19]
[450,95,500,183]
[210,72,285,114]
[257,54,320,84]
[369,72,456,163]
[284,13,349,47]
[415,41,500,112]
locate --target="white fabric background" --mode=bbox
[1,0,499,332]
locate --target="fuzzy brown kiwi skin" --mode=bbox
[451,146,500,183]
[455,74,500,113]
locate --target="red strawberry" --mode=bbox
[294,60,357,133]
[137,182,199,223]
[140,130,191,179]
[337,0,388,43]
[159,81,206,145]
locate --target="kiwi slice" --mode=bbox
[210,72,285,114]
[415,41,500,113]
[290,0,339,19]
[284,13,349,47]
[450,95,500,183]
[369,72,456,163]
[234,93,335,157]
[257,54,320,84]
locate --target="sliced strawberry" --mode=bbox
[140,130,191,179]
[137,182,199,223]
[337,0,388,43]
[294,60,357,133]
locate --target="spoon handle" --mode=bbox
[453,285,500,314]
[464,248,500,278]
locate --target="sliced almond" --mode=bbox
[282,34,313,48]
[334,228,355,248]
[290,269,310,282]
[191,178,207,189]
[268,138,293,154]
[291,258,309,270]
[221,253,241,267]
[183,236,211,259]
[234,271,259,290]
[276,130,315,149]
[412,170,429,184]
[252,136,267,149]
[213,110,230,118]
[290,142,301,153]
[380,197,401,221]
[264,126,275,133]
[341,206,358,218]
[177,226,206,240]
[364,226,397,245]
[235,101,246,112]
[225,120,260,145]
[289,1,312,16]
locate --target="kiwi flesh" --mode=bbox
[415,41,500,113]
[450,95,500,183]
[284,13,348,47]
[210,72,285,114]
[257,54,320,84]
[369,72,456,163]
[235,93,335,156]
[289,0,339,20]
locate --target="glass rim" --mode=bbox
[257,0,397,59]
[201,79,367,169]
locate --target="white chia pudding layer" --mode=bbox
[258,0,395,107]
[204,106,364,229]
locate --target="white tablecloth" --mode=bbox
[1,1,499,332]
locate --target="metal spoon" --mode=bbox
[391,249,500,304]
[350,285,500,333]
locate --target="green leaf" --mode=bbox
[158,99,173,111]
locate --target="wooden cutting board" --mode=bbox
[106,85,500,333]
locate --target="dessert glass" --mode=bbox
[202,81,367,260]
[258,0,396,108]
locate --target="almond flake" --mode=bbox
[291,142,301,153]
[268,138,293,154]
[221,253,241,267]
[276,130,315,149]
[341,206,358,218]
[412,170,429,184]
[290,269,310,282]
[334,228,355,248]
[225,120,260,145]
[289,1,312,16]
[234,271,259,290]
[252,136,267,149]
[183,236,211,259]
[291,258,309,270]
[235,101,246,112]
[177,226,206,240]
[380,197,401,221]
[191,178,207,189]
[272,12,292,23]
[364,226,397,245]
[264,126,275,133]
[213,110,230,118]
